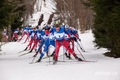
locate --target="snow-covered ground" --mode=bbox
[0,0,120,80]
[0,31,120,80]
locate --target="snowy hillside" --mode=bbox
[28,0,56,27]
[0,0,120,80]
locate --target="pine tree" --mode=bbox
[0,0,13,29]
[11,1,26,32]
[82,0,120,57]
[0,0,26,40]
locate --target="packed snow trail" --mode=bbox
[0,31,120,80]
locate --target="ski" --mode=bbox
[29,62,34,64]
[83,60,97,62]
[53,61,57,65]
[46,60,96,62]
[29,56,51,64]
[18,50,29,54]
[29,60,97,65]
[42,56,49,59]
[19,52,31,57]
[29,60,42,64]
[42,56,53,59]
[53,60,97,65]
[42,54,64,59]
[18,50,25,53]
[29,56,38,64]
[29,62,37,64]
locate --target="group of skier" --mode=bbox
[3,27,20,42]
[18,22,85,64]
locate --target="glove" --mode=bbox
[73,37,77,42]
[78,38,81,41]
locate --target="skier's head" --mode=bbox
[17,27,19,30]
[44,25,50,30]
[4,29,6,31]
[55,21,60,28]
[62,22,65,26]
[33,26,37,31]
[54,21,61,32]
[65,24,69,29]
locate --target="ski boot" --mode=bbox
[33,53,37,57]
[64,53,68,58]
[36,58,42,62]
[67,54,72,59]
[29,49,33,53]
[53,57,58,65]
[65,53,72,59]
[24,47,28,51]
[75,56,83,61]
[50,51,55,57]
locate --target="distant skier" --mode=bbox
[18,26,31,42]
[29,26,42,53]
[11,27,19,42]
[23,27,37,51]
[2,29,8,42]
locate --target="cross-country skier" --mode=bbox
[51,22,83,64]
[18,26,31,42]
[33,25,50,58]
[11,27,19,42]
[3,29,8,42]
[29,26,42,53]
[36,28,55,62]
[23,27,37,51]
[64,25,81,59]
[24,25,33,43]
[69,27,85,52]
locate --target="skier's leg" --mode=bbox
[64,40,83,61]
[53,40,61,61]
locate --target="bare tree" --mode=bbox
[54,0,94,32]
[47,13,54,25]
[22,0,94,32]
[38,14,44,26]
[22,0,37,24]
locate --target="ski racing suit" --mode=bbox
[51,26,81,61]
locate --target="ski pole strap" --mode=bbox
[75,44,86,61]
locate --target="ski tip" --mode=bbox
[53,61,57,65]
[29,62,37,64]
[29,62,33,64]
[18,55,21,57]
[83,60,97,62]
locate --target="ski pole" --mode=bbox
[76,40,85,52]
[63,46,66,61]
[29,56,37,64]
[73,34,86,52]
[75,44,86,61]
[48,39,50,65]
[48,50,50,65]
[69,39,86,61]
[78,39,86,51]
